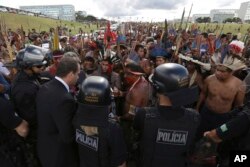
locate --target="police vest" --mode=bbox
[141,107,200,167]
[74,114,118,167]
[11,71,41,112]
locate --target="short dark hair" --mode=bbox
[201,32,208,39]
[56,56,79,77]
[125,62,144,74]
[84,56,95,63]
[60,37,67,43]
[135,44,144,52]
[220,34,227,39]
[100,57,111,64]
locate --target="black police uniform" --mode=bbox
[11,45,49,134]
[11,71,41,167]
[0,96,27,167]
[10,45,50,167]
[73,76,127,167]
[11,70,40,129]
[74,108,127,167]
[216,109,250,149]
[134,106,200,167]
[209,108,250,167]
[133,63,200,167]
[0,96,22,129]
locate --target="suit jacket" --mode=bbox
[36,78,78,167]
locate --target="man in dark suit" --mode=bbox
[36,53,80,167]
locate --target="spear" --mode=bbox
[0,13,3,32]
[178,7,185,31]
[213,23,219,33]
[219,24,225,35]
[243,34,249,46]
[175,8,185,63]
[185,3,193,31]
[203,22,207,32]
[161,19,168,49]
[20,25,25,48]
[0,14,14,61]
[26,17,30,29]
[38,24,42,33]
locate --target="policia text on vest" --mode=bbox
[156,129,188,145]
[76,129,99,151]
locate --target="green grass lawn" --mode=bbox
[188,22,250,35]
[158,22,250,36]
[0,12,98,34]
[1,11,250,39]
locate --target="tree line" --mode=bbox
[195,17,242,23]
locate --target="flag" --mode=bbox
[53,27,59,50]
[104,21,117,48]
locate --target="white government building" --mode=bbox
[193,1,250,23]
[20,4,75,21]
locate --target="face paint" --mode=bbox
[124,75,135,87]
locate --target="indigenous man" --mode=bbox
[196,40,247,166]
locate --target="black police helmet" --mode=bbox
[16,49,25,68]
[149,63,189,94]
[17,45,48,68]
[79,76,111,106]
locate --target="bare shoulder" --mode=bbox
[134,81,150,93]
[232,76,244,85]
[204,74,216,83]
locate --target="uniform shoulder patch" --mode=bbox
[76,129,99,151]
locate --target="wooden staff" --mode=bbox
[185,3,193,32]
[38,24,42,33]
[161,19,168,49]
[219,24,224,36]
[197,34,202,57]
[175,8,185,63]
[213,23,219,33]
[178,7,185,31]
[0,13,14,61]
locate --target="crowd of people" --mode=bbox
[1,21,250,167]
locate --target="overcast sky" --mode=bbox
[0,0,248,21]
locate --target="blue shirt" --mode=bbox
[0,73,10,99]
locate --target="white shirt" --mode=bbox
[55,76,69,92]
[0,62,10,76]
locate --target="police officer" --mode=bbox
[11,45,50,167]
[0,90,29,166]
[204,106,250,167]
[204,107,250,144]
[133,63,200,167]
[11,45,49,130]
[73,76,127,167]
